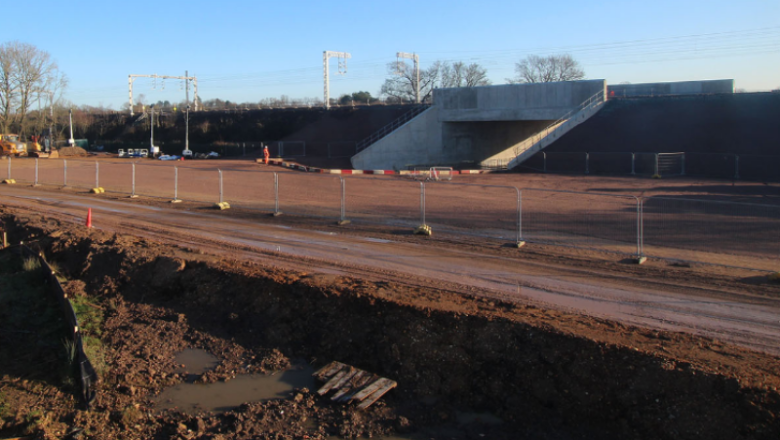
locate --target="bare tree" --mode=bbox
[0,43,17,133]
[0,41,66,136]
[441,61,491,88]
[380,61,442,104]
[508,54,585,84]
[11,42,64,137]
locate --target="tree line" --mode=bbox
[0,41,67,137]
[1,40,589,123]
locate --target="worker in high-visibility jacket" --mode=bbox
[263,145,270,165]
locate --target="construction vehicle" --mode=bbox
[0,134,27,156]
[27,135,50,158]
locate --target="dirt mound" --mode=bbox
[56,146,88,157]
[1,211,780,439]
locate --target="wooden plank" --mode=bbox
[326,367,359,394]
[313,361,346,378]
[331,370,368,401]
[357,380,398,409]
[337,373,378,402]
[350,377,394,403]
[317,368,350,395]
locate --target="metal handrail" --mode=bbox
[356,105,430,152]
[511,90,605,160]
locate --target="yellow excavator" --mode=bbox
[0,134,27,156]
[26,135,50,158]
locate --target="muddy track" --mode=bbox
[3,185,780,358]
[3,187,780,439]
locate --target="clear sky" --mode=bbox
[5,0,779,109]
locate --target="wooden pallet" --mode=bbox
[313,361,397,409]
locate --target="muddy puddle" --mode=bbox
[158,351,502,439]
[156,349,316,414]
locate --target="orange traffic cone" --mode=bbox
[86,208,93,228]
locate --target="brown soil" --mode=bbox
[0,193,779,439]
[56,147,89,157]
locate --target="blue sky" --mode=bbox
[5,0,779,108]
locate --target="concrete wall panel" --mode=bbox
[351,107,443,170]
[437,80,605,121]
[608,79,733,98]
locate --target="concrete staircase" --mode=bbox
[483,91,605,170]
[355,104,430,153]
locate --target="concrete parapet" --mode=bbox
[607,79,734,98]
[436,80,606,121]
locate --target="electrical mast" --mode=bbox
[323,51,351,109]
[128,72,198,116]
[397,52,420,104]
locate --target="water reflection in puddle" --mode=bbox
[174,348,219,377]
[160,351,501,439]
[361,237,393,244]
[157,349,315,414]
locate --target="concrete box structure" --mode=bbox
[437,80,606,121]
[352,80,606,170]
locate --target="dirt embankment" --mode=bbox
[1,211,780,439]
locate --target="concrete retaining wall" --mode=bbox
[537,92,780,155]
[607,79,734,98]
[436,80,606,121]
[351,107,442,170]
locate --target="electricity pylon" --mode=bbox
[397,52,420,104]
[128,72,198,116]
[323,51,351,109]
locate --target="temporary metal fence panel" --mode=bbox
[633,153,658,175]
[37,159,67,187]
[480,158,509,171]
[97,162,134,194]
[221,169,277,213]
[685,153,737,179]
[518,152,546,172]
[134,164,177,199]
[63,160,99,190]
[424,181,520,242]
[738,155,780,182]
[266,141,282,158]
[641,197,780,270]
[656,153,685,176]
[588,152,634,175]
[342,176,422,228]
[6,157,36,184]
[176,166,221,203]
[543,152,587,174]
[277,172,341,219]
[521,189,641,256]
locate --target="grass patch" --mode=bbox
[82,335,108,378]
[22,256,41,272]
[24,408,46,435]
[70,295,104,337]
[0,391,9,418]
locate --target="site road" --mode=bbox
[2,184,780,356]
